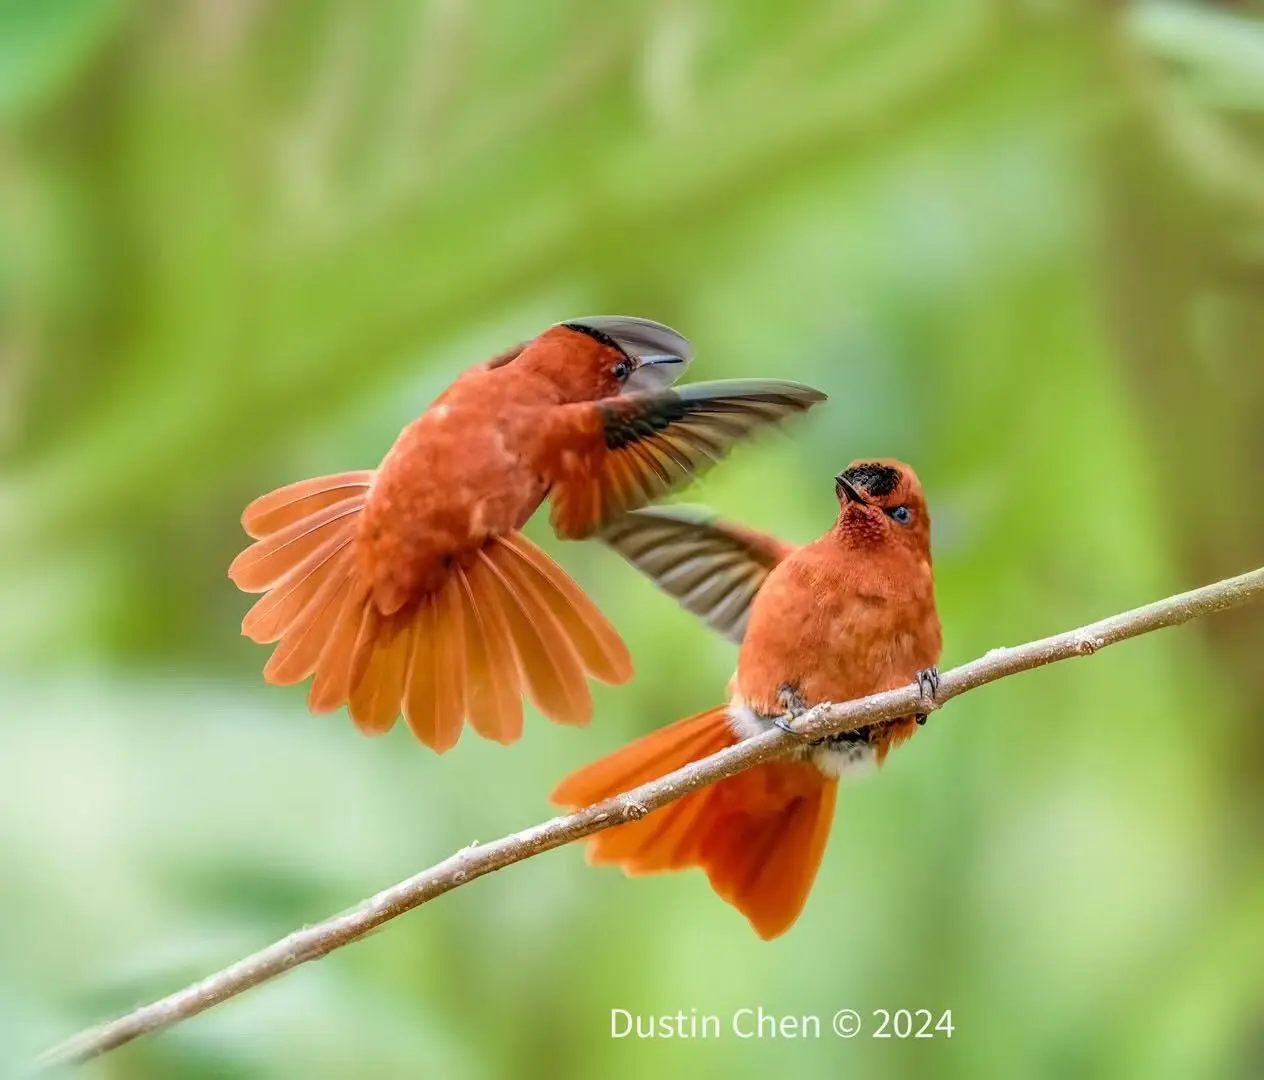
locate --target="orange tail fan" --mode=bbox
[552,707,838,940]
[229,473,633,751]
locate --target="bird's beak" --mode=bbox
[626,354,687,393]
[835,474,867,504]
[562,316,694,394]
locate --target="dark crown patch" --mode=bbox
[842,462,901,497]
[562,322,630,358]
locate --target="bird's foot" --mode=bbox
[774,684,809,737]
[916,665,941,726]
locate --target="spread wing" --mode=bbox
[599,507,795,645]
[547,379,825,540]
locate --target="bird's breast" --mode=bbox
[737,552,938,715]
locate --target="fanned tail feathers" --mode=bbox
[229,473,632,751]
[552,707,837,939]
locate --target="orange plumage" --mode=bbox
[553,458,942,938]
[228,317,825,751]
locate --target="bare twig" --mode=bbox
[38,566,1264,1070]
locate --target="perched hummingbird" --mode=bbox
[553,460,942,938]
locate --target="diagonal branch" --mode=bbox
[37,565,1264,1070]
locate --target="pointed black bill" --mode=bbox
[561,315,693,392]
[835,473,867,504]
[628,354,687,393]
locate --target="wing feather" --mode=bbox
[548,379,825,539]
[599,507,794,644]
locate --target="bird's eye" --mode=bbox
[612,361,631,383]
[887,505,912,526]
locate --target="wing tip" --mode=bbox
[676,378,828,405]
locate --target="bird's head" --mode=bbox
[832,459,932,561]
[524,316,693,401]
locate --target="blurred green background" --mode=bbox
[2,1,1263,1078]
